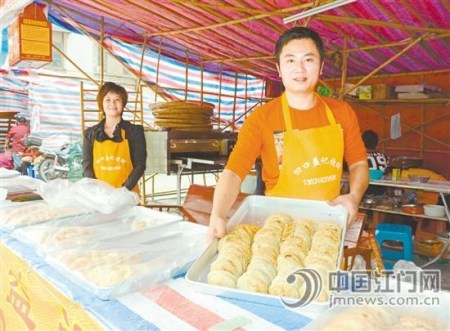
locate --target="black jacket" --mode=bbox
[82,119,147,190]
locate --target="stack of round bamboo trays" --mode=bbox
[150,100,215,131]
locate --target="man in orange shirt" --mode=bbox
[207,27,369,241]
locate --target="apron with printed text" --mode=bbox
[93,129,138,192]
[265,93,344,200]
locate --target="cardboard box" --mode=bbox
[358,85,372,99]
[373,84,394,100]
[344,83,357,97]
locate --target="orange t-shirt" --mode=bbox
[226,95,367,191]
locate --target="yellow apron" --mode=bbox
[266,93,344,200]
[93,129,138,192]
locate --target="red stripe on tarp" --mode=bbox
[142,285,245,331]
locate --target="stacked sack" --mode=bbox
[150,100,214,131]
[237,213,293,293]
[207,224,260,288]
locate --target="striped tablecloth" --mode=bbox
[1,234,320,330]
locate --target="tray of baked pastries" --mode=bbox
[46,221,207,300]
[10,206,183,255]
[186,196,348,312]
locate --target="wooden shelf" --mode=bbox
[359,206,447,221]
[347,98,450,104]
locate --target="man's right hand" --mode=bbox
[206,215,227,243]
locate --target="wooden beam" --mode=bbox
[317,14,450,34]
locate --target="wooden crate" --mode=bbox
[372,83,394,100]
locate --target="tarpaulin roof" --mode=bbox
[36,0,449,82]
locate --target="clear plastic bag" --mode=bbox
[0,200,91,232]
[45,222,207,300]
[69,178,140,214]
[38,179,83,208]
[11,206,182,255]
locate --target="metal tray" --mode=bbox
[186,196,348,312]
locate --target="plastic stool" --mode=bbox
[28,164,35,178]
[375,223,414,270]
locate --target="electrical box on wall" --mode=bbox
[8,3,52,69]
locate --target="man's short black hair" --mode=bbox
[362,130,379,150]
[275,27,325,65]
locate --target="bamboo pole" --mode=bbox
[200,60,204,103]
[232,73,238,131]
[222,103,260,131]
[420,102,424,159]
[52,45,99,85]
[174,1,278,56]
[47,1,161,100]
[260,80,266,105]
[343,34,428,95]
[135,34,148,122]
[373,1,439,67]
[100,17,104,84]
[339,37,348,98]
[107,0,273,66]
[80,81,86,132]
[185,50,189,101]
[347,33,450,52]
[170,0,271,15]
[154,38,163,103]
[149,2,315,37]
[201,33,449,65]
[244,74,248,120]
[317,14,450,34]
[218,64,222,131]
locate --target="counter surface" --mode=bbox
[1,231,317,330]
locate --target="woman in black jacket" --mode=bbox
[82,82,146,192]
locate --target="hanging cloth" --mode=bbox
[265,93,344,200]
[93,129,137,192]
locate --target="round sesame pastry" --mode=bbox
[254,227,283,242]
[295,218,317,236]
[303,253,336,271]
[228,223,260,242]
[247,260,278,279]
[237,269,270,293]
[210,256,245,276]
[269,276,302,298]
[207,270,237,288]
[249,253,278,267]
[264,212,294,227]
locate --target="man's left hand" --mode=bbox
[328,193,359,226]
